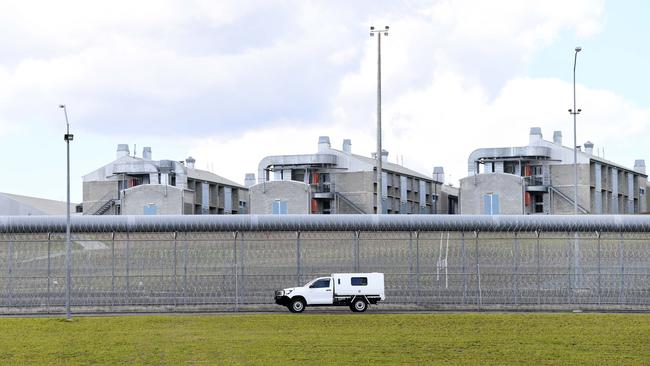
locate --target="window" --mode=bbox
[351,277,368,286]
[143,204,158,215]
[272,200,288,214]
[311,279,330,288]
[483,193,500,215]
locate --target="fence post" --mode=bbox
[461,231,467,305]
[125,230,130,305]
[596,231,601,306]
[173,231,177,308]
[474,231,481,309]
[513,231,519,306]
[47,232,51,311]
[619,232,625,305]
[296,231,301,287]
[408,231,414,302]
[567,231,573,305]
[233,231,238,312]
[415,231,420,305]
[111,232,115,310]
[183,232,188,306]
[354,231,360,272]
[7,234,13,307]
[240,232,245,306]
[536,230,541,308]
[574,231,581,296]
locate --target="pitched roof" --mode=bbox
[330,148,437,182]
[0,192,78,215]
[186,167,246,189]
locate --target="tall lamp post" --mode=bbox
[370,25,389,214]
[59,104,73,320]
[568,46,582,214]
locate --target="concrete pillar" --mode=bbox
[594,163,602,214]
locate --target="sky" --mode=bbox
[1,0,649,204]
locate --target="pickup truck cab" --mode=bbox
[275,272,385,313]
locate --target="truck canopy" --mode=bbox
[331,272,385,299]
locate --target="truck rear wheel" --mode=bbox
[351,298,367,313]
[289,298,306,313]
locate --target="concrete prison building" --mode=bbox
[248,136,458,214]
[460,127,648,214]
[83,145,248,215]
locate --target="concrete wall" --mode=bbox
[249,181,311,214]
[83,180,119,214]
[121,184,185,215]
[333,171,375,214]
[460,173,524,214]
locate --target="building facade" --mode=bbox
[249,136,458,214]
[83,145,248,215]
[460,127,648,214]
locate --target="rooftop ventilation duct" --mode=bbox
[433,166,445,183]
[142,147,152,160]
[381,149,388,163]
[318,136,331,153]
[342,139,352,153]
[245,173,256,187]
[186,156,196,169]
[584,141,594,155]
[553,131,562,145]
[117,144,130,159]
[634,159,646,174]
[529,127,543,145]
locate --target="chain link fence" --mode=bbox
[1,215,649,314]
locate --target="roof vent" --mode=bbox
[584,141,594,155]
[318,136,331,152]
[185,156,196,169]
[117,144,130,159]
[342,139,352,153]
[529,127,543,145]
[433,166,445,183]
[245,173,256,187]
[634,159,646,174]
[553,131,562,145]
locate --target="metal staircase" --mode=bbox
[93,199,116,215]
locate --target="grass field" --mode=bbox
[0,313,648,365]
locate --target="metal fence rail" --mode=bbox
[1,215,649,314]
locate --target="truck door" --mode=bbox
[307,278,333,305]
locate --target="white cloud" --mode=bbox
[4,0,650,202]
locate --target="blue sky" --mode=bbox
[529,0,650,107]
[1,0,649,204]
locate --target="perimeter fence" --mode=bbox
[1,215,650,314]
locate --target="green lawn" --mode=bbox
[0,313,648,365]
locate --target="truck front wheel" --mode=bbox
[289,298,306,313]
[350,298,367,313]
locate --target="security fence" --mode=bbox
[1,215,650,314]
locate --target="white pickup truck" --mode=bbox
[274,272,385,313]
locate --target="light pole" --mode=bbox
[59,104,73,320]
[370,25,389,214]
[569,46,582,215]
